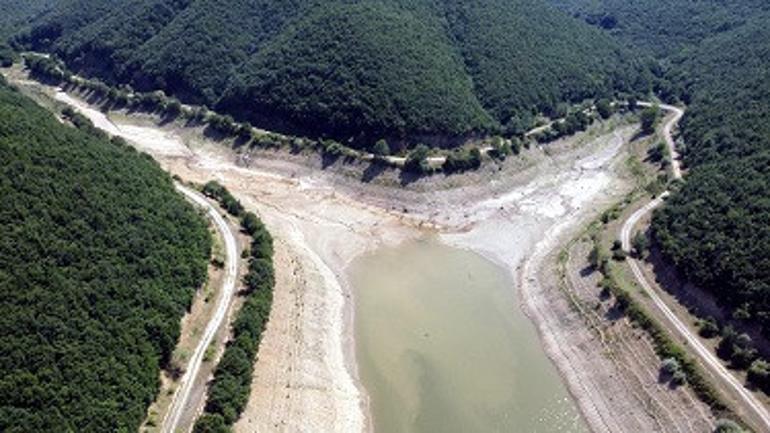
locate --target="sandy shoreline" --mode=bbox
[5,74,712,433]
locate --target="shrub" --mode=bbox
[372,139,390,156]
[596,98,613,119]
[661,357,681,375]
[632,232,649,257]
[671,370,687,386]
[209,114,238,135]
[193,414,232,433]
[241,212,262,236]
[202,181,244,217]
[404,144,431,174]
[748,360,770,393]
[443,148,482,173]
[640,105,660,134]
[714,419,746,433]
[698,317,720,338]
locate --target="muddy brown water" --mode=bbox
[350,239,587,433]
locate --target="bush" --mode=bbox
[714,419,746,433]
[647,142,667,162]
[748,360,770,393]
[209,114,238,135]
[488,137,513,160]
[698,317,720,338]
[443,148,482,173]
[241,212,262,236]
[640,105,660,134]
[671,370,687,386]
[596,98,613,119]
[202,181,244,217]
[404,144,431,174]
[0,44,17,67]
[24,54,65,82]
[631,232,649,257]
[661,357,680,375]
[372,139,390,156]
[193,414,232,433]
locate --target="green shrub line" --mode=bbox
[587,203,744,428]
[194,182,275,433]
[556,150,745,430]
[17,53,634,178]
[598,261,729,413]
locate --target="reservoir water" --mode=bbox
[350,239,587,433]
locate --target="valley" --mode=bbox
[5,71,739,432]
[2,1,769,433]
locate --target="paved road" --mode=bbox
[620,105,770,431]
[161,184,239,433]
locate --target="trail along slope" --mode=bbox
[161,184,239,433]
[621,105,770,431]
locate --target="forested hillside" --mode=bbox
[652,12,770,334]
[547,0,770,57]
[547,0,770,334]
[10,0,648,144]
[0,0,54,38]
[0,81,211,432]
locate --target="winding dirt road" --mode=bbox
[161,184,239,433]
[620,105,770,431]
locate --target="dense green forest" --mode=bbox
[548,0,770,334]
[10,0,648,144]
[547,0,770,57]
[0,0,54,38]
[0,81,211,432]
[653,13,770,335]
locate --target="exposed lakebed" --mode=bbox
[350,239,587,433]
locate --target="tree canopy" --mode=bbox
[11,0,648,143]
[0,82,211,432]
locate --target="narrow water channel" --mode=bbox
[350,239,587,433]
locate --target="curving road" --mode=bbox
[161,184,239,433]
[620,105,770,431]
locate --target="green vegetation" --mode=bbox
[547,0,769,58]
[0,0,55,38]
[592,238,728,414]
[550,0,770,355]
[202,180,244,217]
[11,0,648,143]
[639,105,659,135]
[715,418,749,433]
[653,154,770,334]
[563,192,736,421]
[443,148,482,174]
[194,183,274,432]
[0,82,211,432]
[404,144,431,174]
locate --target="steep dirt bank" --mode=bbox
[4,73,717,433]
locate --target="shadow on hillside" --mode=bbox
[361,161,387,183]
[321,152,341,169]
[398,170,423,186]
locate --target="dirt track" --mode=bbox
[620,106,770,432]
[161,185,240,433]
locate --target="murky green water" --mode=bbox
[350,239,587,433]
